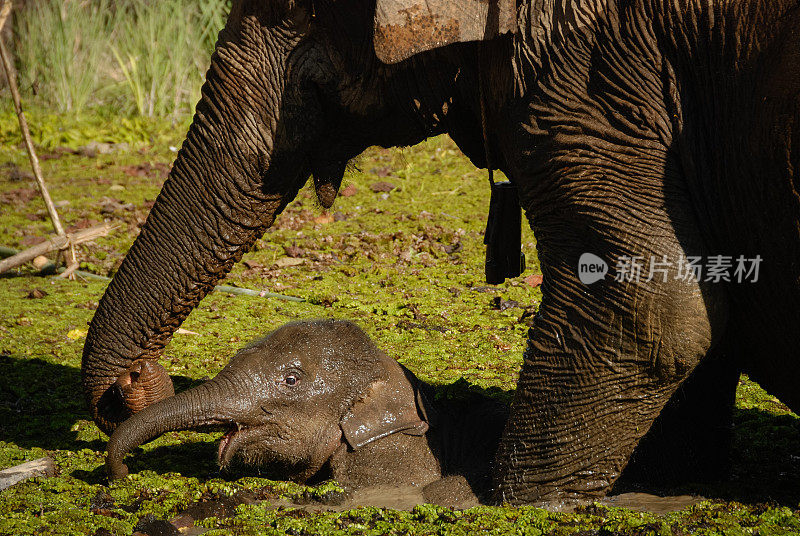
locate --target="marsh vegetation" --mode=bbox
[1,1,799,534]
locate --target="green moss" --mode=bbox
[1,109,799,535]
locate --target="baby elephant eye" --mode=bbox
[284,375,298,386]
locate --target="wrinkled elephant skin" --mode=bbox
[84,0,800,504]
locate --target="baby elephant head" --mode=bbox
[105,320,431,484]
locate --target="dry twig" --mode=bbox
[0,0,79,273]
[0,457,56,491]
[0,224,113,274]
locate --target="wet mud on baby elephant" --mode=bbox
[105,320,508,506]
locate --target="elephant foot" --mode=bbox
[97,360,175,431]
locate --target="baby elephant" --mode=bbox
[105,320,507,503]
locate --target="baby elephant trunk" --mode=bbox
[105,378,232,480]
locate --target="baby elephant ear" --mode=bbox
[373,0,517,64]
[340,378,429,449]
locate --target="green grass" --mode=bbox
[0,109,799,534]
[11,0,229,118]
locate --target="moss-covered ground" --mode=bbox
[1,108,799,535]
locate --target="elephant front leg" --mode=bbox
[493,184,728,505]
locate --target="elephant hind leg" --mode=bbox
[615,348,739,490]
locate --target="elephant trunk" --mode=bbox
[82,5,310,434]
[106,376,233,480]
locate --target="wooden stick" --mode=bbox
[0,0,78,271]
[0,245,308,301]
[0,245,114,281]
[0,457,55,491]
[0,223,112,274]
[59,261,80,279]
[0,0,15,86]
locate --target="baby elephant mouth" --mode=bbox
[216,423,296,476]
[218,425,239,466]
[216,423,337,484]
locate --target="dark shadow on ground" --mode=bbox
[2,354,799,507]
[615,409,800,509]
[0,354,204,452]
[72,441,224,485]
[706,407,800,506]
[612,404,800,507]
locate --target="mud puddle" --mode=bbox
[285,485,428,512]
[130,487,705,535]
[598,492,704,514]
[279,487,704,514]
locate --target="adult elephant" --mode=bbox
[82,0,800,504]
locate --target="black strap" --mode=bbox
[478,46,526,284]
[478,43,495,189]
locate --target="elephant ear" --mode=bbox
[373,0,517,64]
[340,374,429,449]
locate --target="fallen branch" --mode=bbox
[0,457,56,491]
[59,261,80,279]
[0,245,306,302]
[0,224,112,274]
[0,0,77,270]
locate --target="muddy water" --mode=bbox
[150,487,705,535]
[286,485,429,512]
[205,487,702,514]
[277,487,704,513]
[598,492,704,514]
